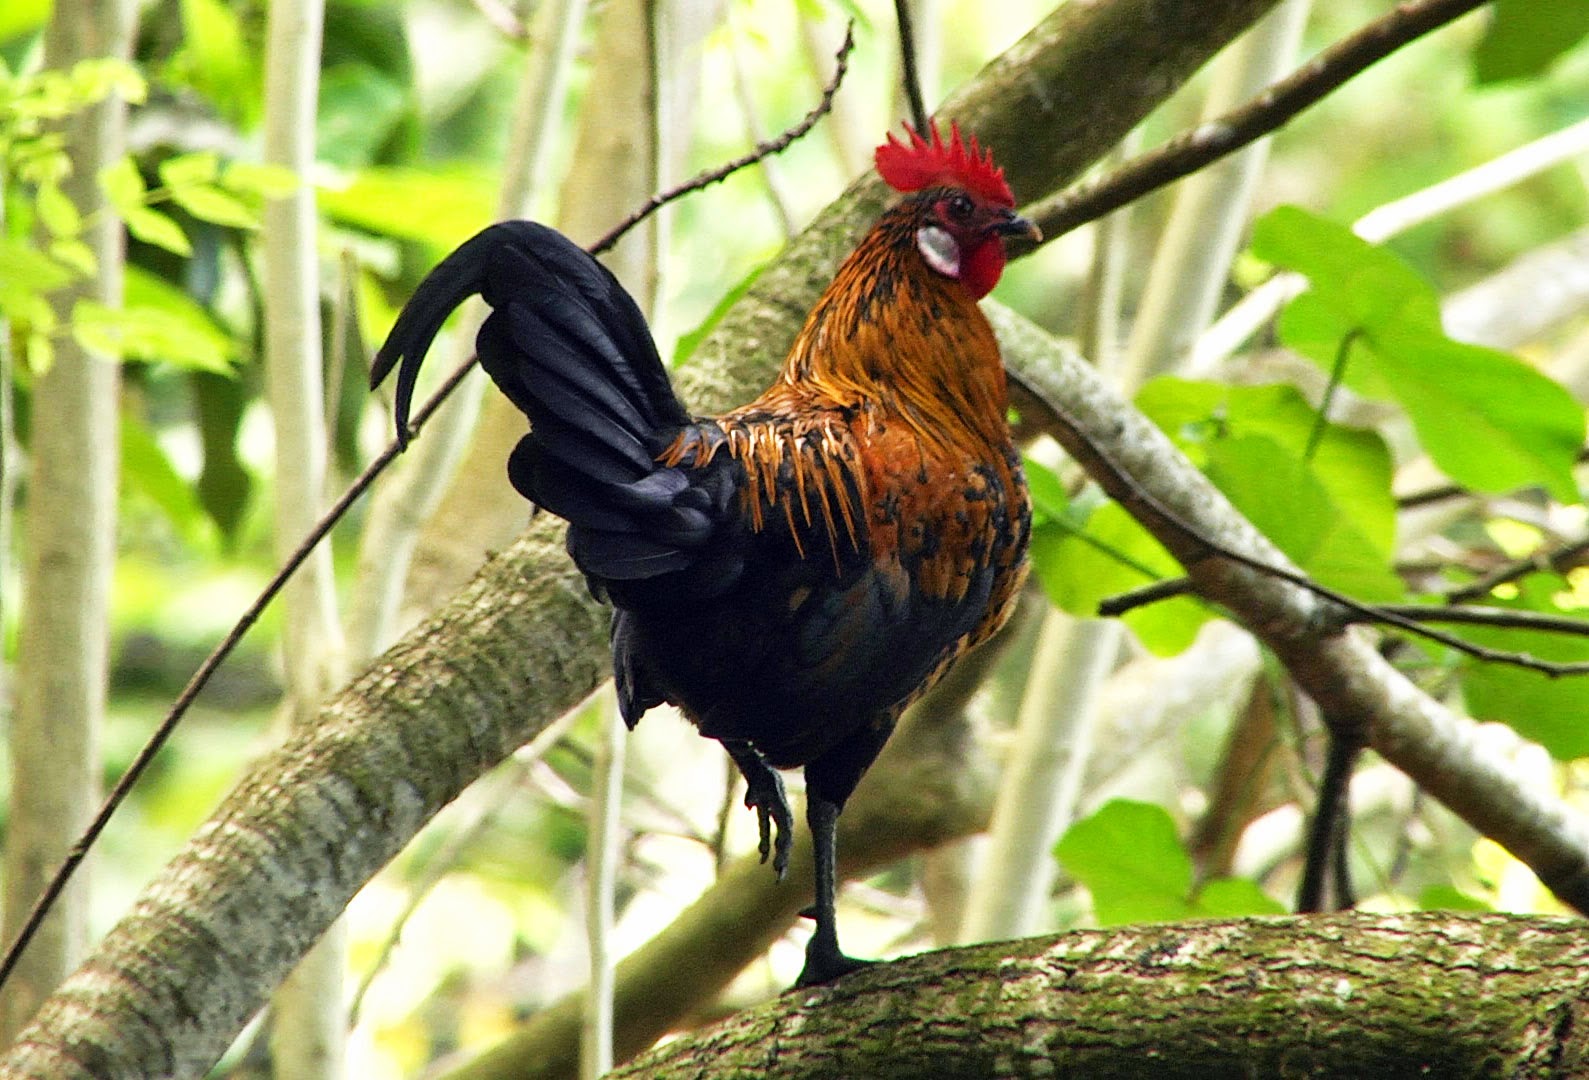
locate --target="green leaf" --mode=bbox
[1473,0,1589,84]
[175,0,260,126]
[675,262,766,366]
[1056,800,1195,925]
[0,237,75,321]
[1137,379,1397,559]
[1194,878,1286,918]
[221,161,299,199]
[316,64,408,169]
[1457,576,1589,760]
[121,413,214,549]
[0,0,50,42]
[319,166,494,249]
[1203,434,1402,600]
[1419,884,1492,913]
[124,265,236,369]
[1030,504,1210,655]
[1056,801,1282,926]
[48,238,97,276]
[167,182,258,229]
[98,156,147,217]
[1021,456,1071,524]
[1370,327,1584,504]
[123,206,193,256]
[71,297,233,372]
[35,180,81,238]
[157,151,221,189]
[1255,206,1585,503]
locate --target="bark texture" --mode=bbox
[611,912,1589,1079]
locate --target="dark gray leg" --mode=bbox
[795,793,873,987]
[723,740,793,880]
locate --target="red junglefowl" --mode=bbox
[371,121,1036,987]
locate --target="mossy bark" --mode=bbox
[613,912,1589,1080]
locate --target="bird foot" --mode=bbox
[744,768,794,881]
[796,937,874,987]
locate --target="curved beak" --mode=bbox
[994,210,1042,244]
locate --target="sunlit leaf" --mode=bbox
[123,206,193,256]
[71,297,232,371]
[35,179,80,238]
[222,161,299,198]
[1473,0,1589,84]
[121,413,214,549]
[98,156,147,216]
[1255,206,1585,503]
[158,150,221,189]
[1029,503,1210,656]
[1456,577,1589,760]
[167,183,258,229]
[1057,800,1194,925]
[175,0,259,126]
[48,237,97,276]
[319,166,494,249]
[0,237,74,321]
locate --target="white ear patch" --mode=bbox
[916,225,961,280]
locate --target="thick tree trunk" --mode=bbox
[610,911,1589,1079]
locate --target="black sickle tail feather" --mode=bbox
[371,220,737,586]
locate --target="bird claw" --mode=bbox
[744,769,794,881]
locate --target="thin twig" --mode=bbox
[587,22,854,258]
[0,355,477,994]
[0,34,860,995]
[1360,604,1589,638]
[1022,0,1492,244]
[1443,535,1589,604]
[893,0,929,134]
[1097,577,1195,617]
[1009,368,1589,678]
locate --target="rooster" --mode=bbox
[372,121,1035,987]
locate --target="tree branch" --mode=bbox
[992,301,1589,916]
[1022,0,1493,245]
[612,912,1589,1078]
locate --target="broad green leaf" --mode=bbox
[1203,434,1402,601]
[121,413,214,548]
[71,298,232,372]
[35,180,80,238]
[1021,456,1071,525]
[0,237,73,321]
[319,166,494,249]
[158,151,220,189]
[1473,0,1589,83]
[124,265,236,369]
[1194,878,1286,918]
[222,161,299,198]
[1029,503,1209,655]
[1457,577,1589,760]
[123,206,193,257]
[98,156,147,216]
[1137,378,1397,558]
[1370,327,1584,504]
[1255,206,1585,503]
[1419,884,1492,913]
[167,183,258,229]
[1056,800,1194,925]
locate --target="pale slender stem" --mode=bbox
[583,703,627,1079]
[1190,114,1589,374]
[261,0,348,1072]
[1121,0,1311,385]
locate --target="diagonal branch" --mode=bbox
[992,301,1589,917]
[1022,0,1493,244]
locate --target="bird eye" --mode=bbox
[946,194,973,222]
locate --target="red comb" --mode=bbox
[874,120,1014,207]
